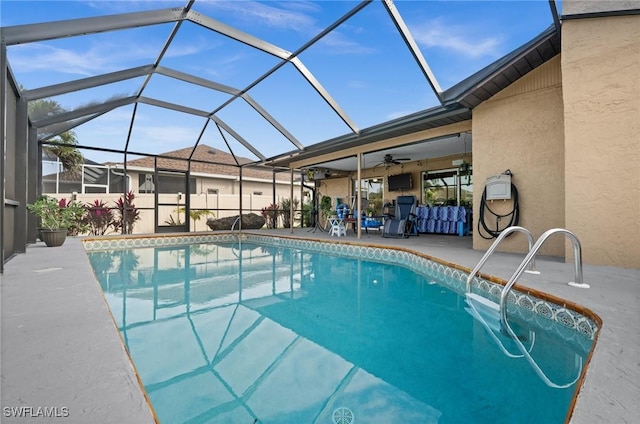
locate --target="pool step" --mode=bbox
[465,292,501,332]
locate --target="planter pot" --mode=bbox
[40,229,67,247]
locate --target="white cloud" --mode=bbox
[8,41,156,76]
[411,18,503,59]
[347,80,369,90]
[8,36,212,79]
[201,0,317,32]
[319,31,376,55]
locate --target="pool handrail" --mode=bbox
[465,226,538,294]
[469,227,587,388]
[231,216,241,232]
[500,228,587,329]
[501,312,584,389]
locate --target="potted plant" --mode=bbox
[27,196,85,247]
[320,195,333,220]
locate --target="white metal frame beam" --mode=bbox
[31,96,137,127]
[22,65,155,101]
[0,8,187,45]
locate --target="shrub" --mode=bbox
[84,199,114,235]
[280,197,300,229]
[261,203,280,229]
[113,191,141,234]
[27,196,86,233]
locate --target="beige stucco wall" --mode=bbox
[473,56,566,256]
[562,13,640,268]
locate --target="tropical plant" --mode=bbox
[320,195,332,216]
[280,197,300,229]
[27,196,85,231]
[113,191,141,234]
[84,199,115,235]
[261,203,280,229]
[302,198,314,227]
[28,99,84,172]
[176,207,215,230]
[164,214,183,226]
[61,198,90,236]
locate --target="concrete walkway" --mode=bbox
[1,238,155,424]
[1,231,638,423]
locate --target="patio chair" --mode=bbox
[382,195,417,238]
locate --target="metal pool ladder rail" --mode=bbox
[465,226,540,352]
[231,216,241,232]
[465,226,587,388]
[466,226,588,329]
[499,228,588,327]
[465,226,539,294]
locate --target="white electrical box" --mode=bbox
[485,174,512,200]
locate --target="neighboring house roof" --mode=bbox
[44,145,293,184]
[118,145,291,182]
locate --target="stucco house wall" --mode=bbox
[473,56,565,256]
[562,13,640,268]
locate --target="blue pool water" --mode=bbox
[87,240,593,424]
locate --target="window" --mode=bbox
[207,188,219,195]
[352,177,384,215]
[139,174,155,194]
[253,191,263,195]
[423,167,473,206]
[138,173,196,194]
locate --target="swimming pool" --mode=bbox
[85,234,597,424]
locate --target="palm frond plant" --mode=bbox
[176,207,215,231]
[29,99,84,173]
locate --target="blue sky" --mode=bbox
[1,0,560,164]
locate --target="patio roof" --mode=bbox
[1,0,561,171]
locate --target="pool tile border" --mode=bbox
[82,232,599,342]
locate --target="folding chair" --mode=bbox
[382,195,417,238]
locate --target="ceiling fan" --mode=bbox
[374,154,411,168]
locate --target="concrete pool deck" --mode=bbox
[1,231,638,423]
